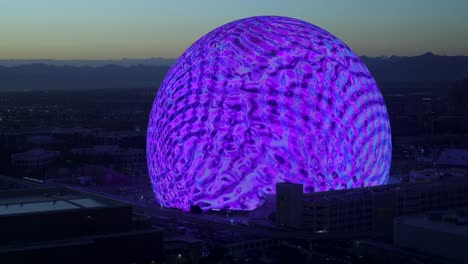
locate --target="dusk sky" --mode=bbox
[1,0,467,59]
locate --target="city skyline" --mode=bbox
[1,2,468,263]
[1,0,468,59]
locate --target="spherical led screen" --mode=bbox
[147,16,391,211]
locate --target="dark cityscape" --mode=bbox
[1,1,468,264]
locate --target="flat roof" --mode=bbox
[303,174,468,200]
[0,201,78,216]
[0,187,128,217]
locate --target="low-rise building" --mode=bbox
[72,145,145,166]
[276,175,468,238]
[394,209,468,263]
[11,148,59,169]
[0,187,164,264]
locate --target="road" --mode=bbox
[66,184,369,242]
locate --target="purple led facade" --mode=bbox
[147,16,391,211]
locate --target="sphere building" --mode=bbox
[147,16,392,211]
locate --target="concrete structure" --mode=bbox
[11,148,59,169]
[276,183,304,228]
[0,187,163,264]
[276,175,468,238]
[394,210,468,263]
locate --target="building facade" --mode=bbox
[276,183,304,228]
[277,175,468,238]
[394,209,468,263]
[10,148,59,169]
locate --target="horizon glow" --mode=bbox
[2,0,468,59]
[147,16,392,211]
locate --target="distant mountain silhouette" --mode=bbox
[0,53,467,91]
[0,64,170,90]
[0,57,176,67]
[361,52,468,82]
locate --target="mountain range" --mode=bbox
[0,57,176,67]
[0,53,467,91]
[361,52,468,82]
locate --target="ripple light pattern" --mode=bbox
[147,16,391,211]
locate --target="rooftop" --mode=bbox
[0,187,126,216]
[303,174,468,201]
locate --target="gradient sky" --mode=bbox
[1,0,467,59]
